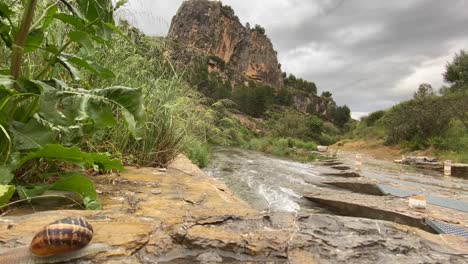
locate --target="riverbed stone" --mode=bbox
[0,155,466,263]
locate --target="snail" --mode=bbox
[0,217,110,264]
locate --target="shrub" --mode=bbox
[252,24,266,35]
[364,110,385,127]
[221,4,235,17]
[383,97,452,145]
[232,84,274,117]
[186,139,209,168]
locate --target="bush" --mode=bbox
[283,73,317,94]
[271,112,313,139]
[186,139,209,168]
[331,105,351,128]
[252,24,266,35]
[383,97,452,145]
[364,110,385,127]
[232,84,274,117]
[221,4,235,17]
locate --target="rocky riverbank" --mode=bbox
[0,155,466,263]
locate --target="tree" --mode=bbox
[232,83,274,117]
[321,91,332,98]
[252,24,266,35]
[414,83,435,99]
[221,4,235,17]
[275,88,293,106]
[443,50,468,93]
[331,105,351,128]
[384,97,452,146]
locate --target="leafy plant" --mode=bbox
[0,0,144,209]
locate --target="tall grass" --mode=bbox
[87,23,217,167]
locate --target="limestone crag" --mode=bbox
[168,0,337,118]
[168,0,283,88]
[292,90,337,119]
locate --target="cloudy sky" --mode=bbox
[117,0,468,119]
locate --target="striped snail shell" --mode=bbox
[29,217,94,257]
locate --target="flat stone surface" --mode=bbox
[304,189,468,231]
[0,155,467,263]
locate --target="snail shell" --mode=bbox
[29,217,94,257]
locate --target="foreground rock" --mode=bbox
[0,156,466,263]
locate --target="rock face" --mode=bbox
[0,155,466,263]
[168,0,283,88]
[168,0,337,118]
[292,91,337,119]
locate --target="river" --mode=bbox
[203,146,468,215]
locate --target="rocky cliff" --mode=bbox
[167,0,337,118]
[292,90,336,119]
[168,0,283,88]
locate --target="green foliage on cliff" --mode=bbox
[232,83,275,117]
[252,24,266,35]
[283,73,317,94]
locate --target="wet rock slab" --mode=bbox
[304,188,468,234]
[0,155,467,263]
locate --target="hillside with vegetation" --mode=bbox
[346,51,468,162]
[166,0,352,161]
[0,0,352,209]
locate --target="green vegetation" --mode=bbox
[0,1,219,210]
[232,83,275,117]
[184,51,352,161]
[348,51,468,162]
[221,4,235,17]
[330,105,351,128]
[0,0,142,209]
[252,24,266,35]
[283,73,317,94]
[0,0,352,212]
[242,137,317,162]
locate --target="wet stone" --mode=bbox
[151,188,162,195]
[196,251,223,263]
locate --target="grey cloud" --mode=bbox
[119,0,468,114]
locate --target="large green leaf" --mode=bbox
[24,29,44,53]
[0,3,13,18]
[76,0,114,23]
[10,118,55,150]
[0,185,15,207]
[68,30,94,55]
[51,174,100,210]
[56,56,83,81]
[0,20,12,48]
[0,3,13,48]
[42,3,59,30]
[59,54,114,78]
[33,80,143,136]
[19,144,124,171]
[17,184,50,199]
[0,74,14,90]
[0,166,14,185]
[54,13,86,29]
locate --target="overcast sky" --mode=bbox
[117,0,468,119]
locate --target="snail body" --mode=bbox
[0,217,109,264]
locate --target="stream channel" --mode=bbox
[203,146,468,231]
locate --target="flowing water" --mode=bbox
[203,147,338,213]
[203,146,468,214]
